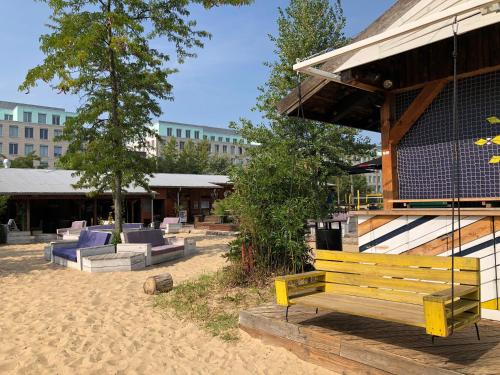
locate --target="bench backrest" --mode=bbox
[163,217,180,224]
[71,220,87,229]
[77,230,111,248]
[123,229,165,247]
[314,250,480,305]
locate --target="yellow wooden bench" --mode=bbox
[275,251,481,338]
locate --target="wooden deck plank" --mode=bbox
[240,303,500,375]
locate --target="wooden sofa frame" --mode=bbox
[275,250,481,338]
[116,237,187,266]
[50,240,116,271]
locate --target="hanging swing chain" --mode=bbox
[450,16,463,336]
[493,217,499,310]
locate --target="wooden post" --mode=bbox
[381,94,396,210]
[93,198,97,225]
[26,198,31,233]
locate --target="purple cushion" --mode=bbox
[123,229,164,247]
[53,247,77,262]
[77,230,111,248]
[152,244,184,255]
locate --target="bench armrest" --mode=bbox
[275,271,326,306]
[117,243,152,266]
[423,285,480,337]
[424,285,479,303]
[50,240,79,249]
[76,245,116,270]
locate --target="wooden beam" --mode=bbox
[390,80,447,145]
[392,64,500,94]
[381,94,396,210]
[303,67,382,93]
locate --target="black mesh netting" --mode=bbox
[397,71,500,199]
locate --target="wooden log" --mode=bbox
[143,273,173,295]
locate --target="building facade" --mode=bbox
[149,121,249,164]
[0,101,73,168]
[357,147,382,194]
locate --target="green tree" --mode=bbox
[158,137,179,173]
[206,154,233,174]
[228,0,373,274]
[10,153,43,169]
[20,0,253,235]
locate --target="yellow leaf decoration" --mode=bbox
[489,156,500,164]
[493,136,500,145]
[487,116,500,124]
[475,138,488,146]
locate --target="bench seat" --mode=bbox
[53,246,79,262]
[291,293,425,327]
[152,244,184,255]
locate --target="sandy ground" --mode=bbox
[0,234,333,375]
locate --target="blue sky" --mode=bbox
[0,0,395,142]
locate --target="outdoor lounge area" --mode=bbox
[47,228,193,272]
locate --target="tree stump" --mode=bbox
[143,273,173,295]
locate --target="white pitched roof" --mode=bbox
[294,0,500,74]
[149,173,230,189]
[0,168,230,195]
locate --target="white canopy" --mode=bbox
[294,0,500,76]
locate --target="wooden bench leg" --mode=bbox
[475,323,480,341]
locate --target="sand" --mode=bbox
[0,235,333,375]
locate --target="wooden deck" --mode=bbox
[239,303,500,375]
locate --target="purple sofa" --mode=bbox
[117,229,185,266]
[50,230,115,270]
[159,217,182,234]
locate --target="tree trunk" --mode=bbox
[114,171,123,234]
[143,273,173,295]
[106,0,123,235]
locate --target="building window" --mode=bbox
[54,146,63,157]
[54,129,62,138]
[9,143,18,155]
[226,137,230,143]
[4,114,13,121]
[176,129,182,138]
[25,144,34,155]
[233,138,237,144]
[222,145,227,153]
[179,141,185,150]
[239,147,243,155]
[207,144,212,153]
[203,135,207,140]
[23,112,32,123]
[194,131,199,139]
[218,136,223,142]
[231,146,235,154]
[40,145,48,157]
[185,130,191,138]
[215,144,220,153]
[210,136,215,141]
[38,113,47,124]
[167,127,172,137]
[25,127,33,139]
[52,114,61,125]
[9,125,18,138]
[40,128,49,140]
